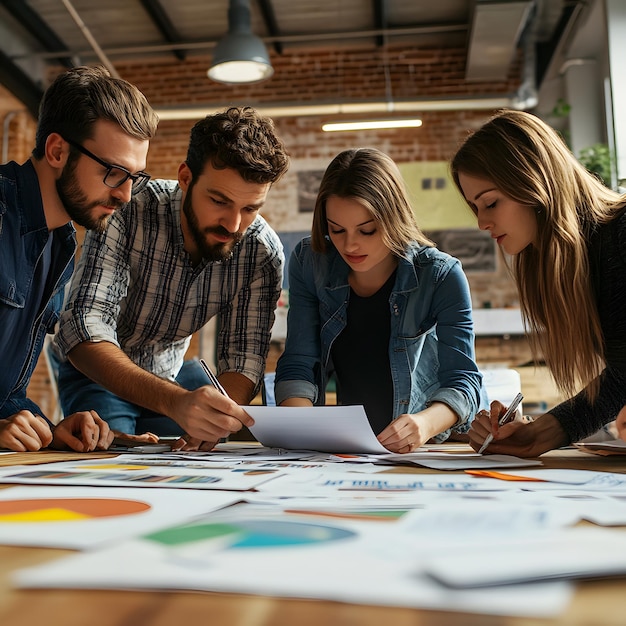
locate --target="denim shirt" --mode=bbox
[275,238,483,440]
[0,160,76,421]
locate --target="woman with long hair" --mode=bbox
[451,109,626,456]
[275,148,483,453]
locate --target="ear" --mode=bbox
[44,133,70,170]
[178,162,192,192]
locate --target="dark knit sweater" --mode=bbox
[550,209,626,443]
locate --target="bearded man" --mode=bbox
[54,107,289,450]
[0,66,157,452]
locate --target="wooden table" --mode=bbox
[0,448,625,626]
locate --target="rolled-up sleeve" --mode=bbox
[426,259,482,428]
[55,217,130,358]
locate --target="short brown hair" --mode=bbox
[33,66,158,159]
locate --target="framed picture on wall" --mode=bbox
[297,170,325,212]
[425,229,497,273]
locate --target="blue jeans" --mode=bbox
[57,359,210,436]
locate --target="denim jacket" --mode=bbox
[0,160,76,421]
[274,238,482,440]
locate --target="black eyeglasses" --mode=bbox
[64,137,151,195]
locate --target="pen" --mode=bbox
[477,392,524,454]
[199,358,230,398]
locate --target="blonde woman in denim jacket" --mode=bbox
[275,148,483,453]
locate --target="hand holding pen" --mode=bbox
[477,392,524,454]
[170,359,252,451]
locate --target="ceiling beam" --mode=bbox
[256,0,282,55]
[0,0,74,68]
[0,49,43,118]
[139,0,186,61]
[15,23,468,61]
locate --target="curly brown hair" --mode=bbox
[185,106,290,185]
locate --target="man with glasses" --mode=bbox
[0,66,158,452]
[62,138,152,195]
[54,107,289,450]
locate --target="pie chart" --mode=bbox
[0,498,151,522]
[146,518,355,549]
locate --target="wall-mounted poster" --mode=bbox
[425,229,497,273]
[398,161,474,229]
[297,170,325,212]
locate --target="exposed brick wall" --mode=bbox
[115,44,521,108]
[1,41,526,418]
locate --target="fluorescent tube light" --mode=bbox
[322,118,423,132]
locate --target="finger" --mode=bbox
[240,409,255,428]
[493,420,523,440]
[179,435,204,451]
[470,416,492,439]
[377,420,409,447]
[89,412,113,449]
[187,421,234,442]
[489,401,506,428]
[196,387,253,425]
[170,436,187,452]
[0,427,41,452]
[53,416,90,452]
[53,428,85,452]
[17,428,49,452]
[31,415,54,447]
[100,429,115,449]
[75,415,101,452]
[198,440,218,452]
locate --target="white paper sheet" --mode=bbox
[381,452,543,471]
[421,527,626,588]
[575,440,626,455]
[13,507,572,618]
[254,470,517,495]
[244,405,390,453]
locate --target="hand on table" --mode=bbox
[377,412,432,453]
[0,411,53,451]
[111,431,160,445]
[51,411,114,452]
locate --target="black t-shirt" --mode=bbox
[331,271,396,435]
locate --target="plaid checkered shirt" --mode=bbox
[54,179,284,391]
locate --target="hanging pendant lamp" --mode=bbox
[208,0,274,84]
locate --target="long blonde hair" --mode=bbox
[451,109,626,399]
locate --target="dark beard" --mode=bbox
[56,160,124,233]
[182,184,243,262]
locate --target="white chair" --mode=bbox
[480,368,523,415]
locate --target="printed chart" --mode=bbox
[0,497,150,523]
